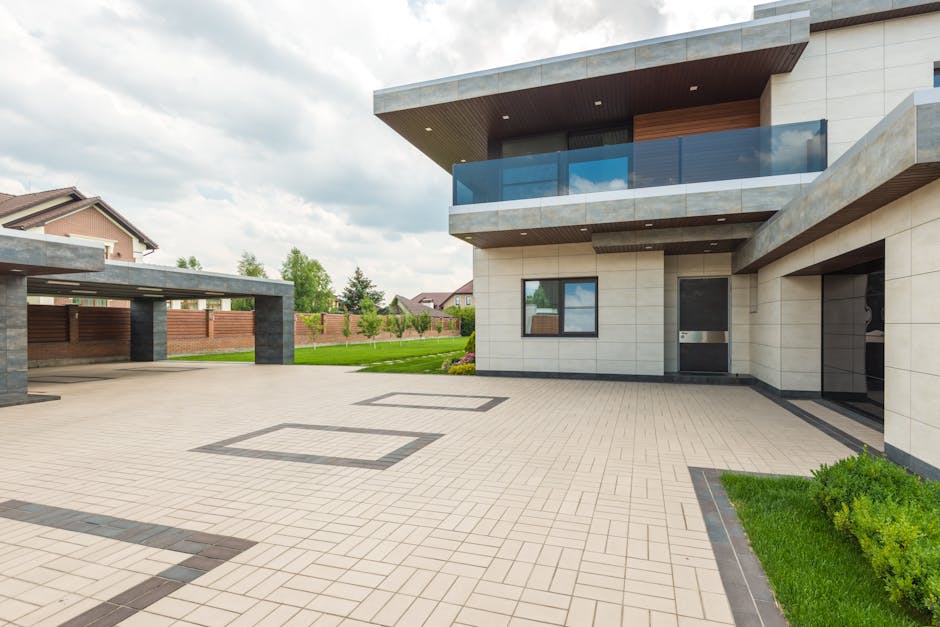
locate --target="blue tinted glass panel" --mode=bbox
[563,281,597,334]
[568,157,629,194]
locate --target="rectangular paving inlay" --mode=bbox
[28,375,112,384]
[0,499,256,627]
[191,423,445,469]
[354,391,508,412]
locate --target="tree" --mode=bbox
[435,319,443,342]
[300,313,324,350]
[387,313,411,346]
[339,267,384,314]
[357,298,383,348]
[232,251,268,311]
[411,310,432,340]
[176,256,202,270]
[445,305,474,336]
[341,307,354,347]
[280,247,333,313]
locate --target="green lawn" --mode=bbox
[721,473,927,627]
[171,337,467,367]
[358,350,463,374]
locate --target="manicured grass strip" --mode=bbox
[720,473,927,627]
[357,351,464,374]
[171,337,467,366]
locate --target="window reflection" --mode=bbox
[523,278,597,336]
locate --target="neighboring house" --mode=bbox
[413,280,474,310]
[377,1,940,478]
[389,294,455,319]
[1,187,158,306]
[411,292,451,310]
[443,280,473,309]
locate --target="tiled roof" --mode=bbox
[411,291,451,309]
[390,295,453,318]
[0,187,158,250]
[452,280,473,294]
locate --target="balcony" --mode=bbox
[453,120,827,206]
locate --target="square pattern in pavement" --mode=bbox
[0,361,855,626]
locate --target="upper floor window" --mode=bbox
[934,66,940,88]
[523,278,597,337]
[467,296,472,306]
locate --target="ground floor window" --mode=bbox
[523,278,597,337]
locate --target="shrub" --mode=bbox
[447,363,476,375]
[813,452,940,622]
[465,331,475,353]
[445,305,475,336]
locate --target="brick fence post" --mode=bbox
[206,309,215,338]
[67,305,80,344]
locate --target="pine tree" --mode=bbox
[339,267,384,314]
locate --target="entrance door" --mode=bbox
[678,277,729,373]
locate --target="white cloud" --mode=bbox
[0,0,753,299]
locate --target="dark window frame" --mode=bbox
[521,277,599,338]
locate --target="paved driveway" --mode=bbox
[0,362,852,626]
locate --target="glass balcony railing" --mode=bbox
[452,120,827,206]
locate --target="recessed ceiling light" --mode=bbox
[645,246,653,250]
[716,217,727,222]
[579,227,588,232]
[520,232,527,236]
[690,85,699,92]
[460,159,466,163]
[47,280,80,286]
[9,268,23,273]
[424,127,433,132]
[644,223,653,227]
[710,242,718,246]
[703,249,711,253]
[502,114,510,120]
[594,100,603,106]
[465,236,473,240]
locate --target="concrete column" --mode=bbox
[254,294,294,365]
[0,275,28,402]
[130,299,167,361]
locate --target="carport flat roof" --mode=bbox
[0,228,105,276]
[29,260,293,300]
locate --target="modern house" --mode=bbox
[376,0,940,478]
[413,279,474,310]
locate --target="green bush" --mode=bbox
[465,331,475,353]
[447,363,475,375]
[445,306,475,336]
[814,453,940,623]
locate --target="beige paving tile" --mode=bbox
[0,362,855,625]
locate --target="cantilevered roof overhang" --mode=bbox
[733,89,940,273]
[374,12,809,171]
[0,228,105,276]
[29,260,294,301]
[754,0,940,32]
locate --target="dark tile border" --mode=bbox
[688,467,788,627]
[750,384,872,454]
[0,393,60,408]
[812,398,885,433]
[354,391,508,412]
[477,369,757,386]
[119,367,206,373]
[0,499,256,627]
[28,375,113,384]
[191,423,445,470]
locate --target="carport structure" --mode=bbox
[1,228,294,405]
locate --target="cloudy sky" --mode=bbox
[0,0,753,300]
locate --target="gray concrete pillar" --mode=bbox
[254,294,294,365]
[0,275,28,402]
[130,299,167,361]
